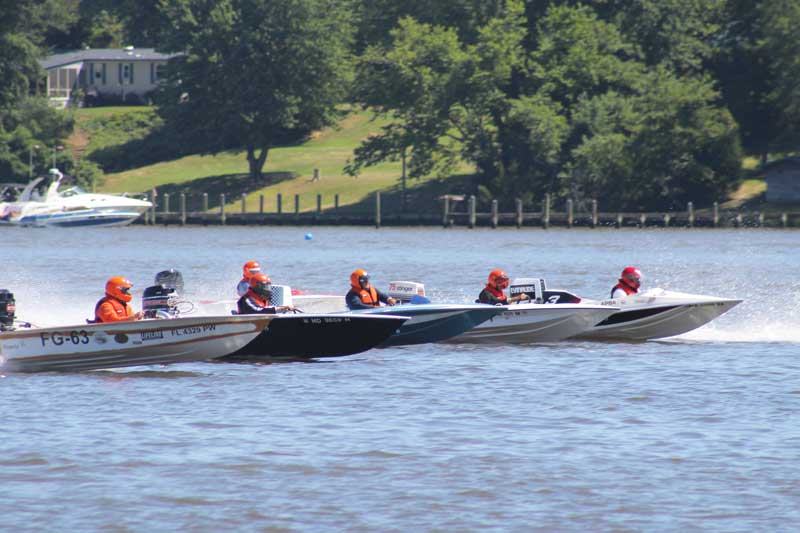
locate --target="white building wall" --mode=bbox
[83,60,167,98]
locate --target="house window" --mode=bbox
[123,64,129,79]
[47,67,78,98]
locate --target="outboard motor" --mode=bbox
[154,269,184,294]
[0,289,16,331]
[510,278,547,303]
[268,284,293,307]
[142,285,179,319]
[510,278,582,304]
[387,281,426,304]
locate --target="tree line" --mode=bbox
[1,0,798,210]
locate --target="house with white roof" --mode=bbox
[38,47,178,107]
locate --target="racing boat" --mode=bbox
[509,278,743,341]
[0,169,151,227]
[576,289,742,340]
[0,290,272,372]
[147,277,410,359]
[273,281,505,346]
[342,282,505,346]
[351,303,505,346]
[445,301,619,344]
[222,313,410,360]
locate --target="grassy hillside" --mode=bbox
[76,107,465,213]
[73,106,775,212]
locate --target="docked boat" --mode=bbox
[0,169,151,227]
[0,290,272,372]
[508,278,743,341]
[221,313,409,360]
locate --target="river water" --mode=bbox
[1,226,799,531]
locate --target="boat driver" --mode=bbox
[477,269,530,305]
[94,276,143,322]
[346,269,397,309]
[237,273,296,314]
[611,266,643,298]
[237,260,263,297]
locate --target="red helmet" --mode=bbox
[620,266,643,290]
[350,269,370,289]
[242,260,262,280]
[249,273,272,299]
[488,269,509,290]
[106,276,133,303]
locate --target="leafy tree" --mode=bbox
[0,97,75,178]
[353,0,506,52]
[156,0,354,181]
[0,0,75,180]
[350,2,741,209]
[571,70,741,210]
[0,1,42,110]
[74,0,163,47]
[757,0,800,153]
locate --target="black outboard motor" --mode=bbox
[142,285,178,319]
[154,269,184,294]
[0,289,16,331]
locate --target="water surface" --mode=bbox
[1,226,798,531]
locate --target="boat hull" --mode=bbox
[577,298,742,340]
[0,315,271,372]
[18,210,148,227]
[446,303,618,344]
[352,304,504,346]
[223,313,408,359]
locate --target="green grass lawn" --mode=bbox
[90,107,459,212]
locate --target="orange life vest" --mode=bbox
[482,284,508,302]
[353,286,380,307]
[611,282,637,297]
[94,296,134,323]
[245,290,269,308]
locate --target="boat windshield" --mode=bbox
[59,186,87,197]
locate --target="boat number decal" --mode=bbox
[302,317,351,324]
[170,324,215,337]
[547,295,560,303]
[141,331,164,341]
[40,330,90,346]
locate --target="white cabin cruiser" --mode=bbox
[0,169,151,227]
[510,278,743,341]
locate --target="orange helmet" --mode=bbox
[242,260,262,280]
[249,272,272,299]
[620,266,643,290]
[106,276,133,302]
[350,269,370,289]
[488,269,509,290]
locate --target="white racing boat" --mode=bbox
[511,278,743,341]
[445,301,618,344]
[0,289,273,372]
[0,169,151,227]
[577,289,742,340]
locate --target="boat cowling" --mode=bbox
[142,285,179,318]
[0,289,15,330]
[387,281,426,304]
